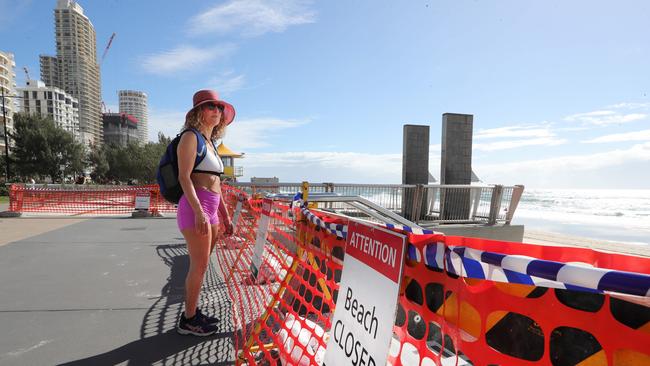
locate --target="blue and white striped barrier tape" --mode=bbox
[288,193,649,297]
[418,242,650,297]
[383,223,438,235]
[300,206,347,239]
[290,194,347,239]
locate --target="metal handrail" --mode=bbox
[232,182,525,226]
[268,192,424,229]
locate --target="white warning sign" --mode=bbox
[324,221,405,366]
[251,198,273,278]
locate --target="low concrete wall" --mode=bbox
[428,224,525,243]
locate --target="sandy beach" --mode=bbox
[523,229,649,257]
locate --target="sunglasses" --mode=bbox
[204,103,224,112]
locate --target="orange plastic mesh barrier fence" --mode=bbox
[216,185,345,365]
[214,187,650,365]
[392,233,650,366]
[8,184,176,214]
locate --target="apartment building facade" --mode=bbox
[0,51,17,157]
[17,80,80,140]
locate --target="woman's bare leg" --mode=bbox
[210,224,222,254]
[181,226,212,319]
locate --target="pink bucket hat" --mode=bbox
[185,89,236,125]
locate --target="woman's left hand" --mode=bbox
[223,219,234,237]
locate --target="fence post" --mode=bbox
[301,181,309,204]
[148,185,161,217]
[505,184,525,224]
[0,184,22,217]
[488,185,503,225]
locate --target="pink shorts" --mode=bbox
[177,188,221,231]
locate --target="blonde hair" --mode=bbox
[183,107,227,140]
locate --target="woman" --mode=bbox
[176,89,235,336]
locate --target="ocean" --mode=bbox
[246,184,650,247]
[511,189,650,247]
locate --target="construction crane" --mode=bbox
[100,33,116,116]
[101,32,116,65]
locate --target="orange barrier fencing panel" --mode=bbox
[216,185,345,365]
[220,186,650,365]
[7,184,176,214]
[392,233,650,366]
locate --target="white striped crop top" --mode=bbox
[193,138,224,176]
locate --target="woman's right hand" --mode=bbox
[194,210,209,236]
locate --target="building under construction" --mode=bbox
[102,113,138,147]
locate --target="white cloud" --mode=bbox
[468,124,567,151]
[240,151,402,183]
[583,129,650,144]
[141,44,235,74]
[474,137,567,151]
[564,110,647,126]
[429,144,441,155]
[210,71,245,95]
[475,125,554,139]
[188,0,316,37]
[147,108,186,141]
[147,111,309,147]
[478,142,650,185]
[223,117,309,150]
[606,102,650,110]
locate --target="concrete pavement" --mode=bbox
[0,217,235,365]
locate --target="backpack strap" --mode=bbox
[180,128,207,168]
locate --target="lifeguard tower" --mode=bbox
[217,142,244,181]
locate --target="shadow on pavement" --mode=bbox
[59,244,235,366]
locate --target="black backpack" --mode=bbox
[156,128,207,204]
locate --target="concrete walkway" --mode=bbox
[0,216,235,366]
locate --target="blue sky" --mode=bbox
[2,0,649,188]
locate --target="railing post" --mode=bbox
[426,185,439,219]
[438,186,446,222]
[505,184,525,224]
[470,186,481,221]
[488,185,503,225]
[325,182,334,208]
[411,184,424,224]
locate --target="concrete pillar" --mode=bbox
[440,113,473,220]
[402,125,429,220]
